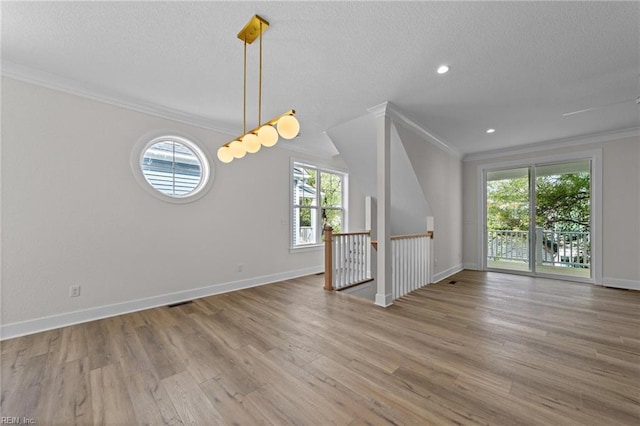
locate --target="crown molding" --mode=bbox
[463,127,640,162]
[367,101,390,118]
[1,60,236,135]
[368,101,462,159]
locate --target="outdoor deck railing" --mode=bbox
[298,227,314,244]
[488,229,590,268]
[487,230,529,263]
[538,229,590,268]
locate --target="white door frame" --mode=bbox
[477,149,603,284]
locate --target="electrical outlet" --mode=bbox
[69,285,81,297]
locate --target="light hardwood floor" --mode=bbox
[1,271,639,425]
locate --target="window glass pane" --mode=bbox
[535,161,591,278]
[294,207,317,245]
[322,208,342,235]
[486,167,531,273]
[292,162,346,247]
[321,172,342,207]
[292,166,318,206]
[141,140,203,196]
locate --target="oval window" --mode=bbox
[135,135,212,201]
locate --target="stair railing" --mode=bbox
[390,233,432,299]
[324,226,372,291]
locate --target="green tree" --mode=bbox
[536,173,590,232]
[321,172,342,233]
[298,168,317,227]
[487,172,590,232]
[297,169,343,233]
[487,176,529,231]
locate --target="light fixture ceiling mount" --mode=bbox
[437,65,450,74]
[217,15,299,164]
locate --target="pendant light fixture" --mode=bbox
[217,15,300,164]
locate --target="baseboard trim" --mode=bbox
[375,293,394,307]
[463,263,479,271]
[0,266,324,340]
[602,277,640,291]
[433,263,464,283]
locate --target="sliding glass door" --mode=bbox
[534,161,591,278]
[485,160,592,280]
[486,167,532,273]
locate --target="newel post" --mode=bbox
[324,226,334,291]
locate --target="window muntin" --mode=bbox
[292,162,346,247]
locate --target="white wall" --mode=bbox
[327,114,432,236]
[462,135,640,288]
[0,77,363,338]
[389,123,432,236]
[394,124,464,281]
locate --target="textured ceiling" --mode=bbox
[2,1,639,157]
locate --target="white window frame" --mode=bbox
[131,133,214,204]
[290,159,348,250]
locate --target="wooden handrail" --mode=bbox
[391,231,433,240]
[333,231,371,237]
[372,231,433,248]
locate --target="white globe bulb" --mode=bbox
[217,146,234,163]
[258,125,279,147]
[276,115,300,140]
[229,140,246,158]
[243,133,261,153]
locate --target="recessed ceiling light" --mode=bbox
[437,65,450,74]
[486,128,496,134]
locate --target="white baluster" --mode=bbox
[331,235,340,290]
[359,236,362,279]
[343,235,348,287]
[351,235,356,284]
[402,240,407,296]
[415,238,420,290]
[392,240,398,299]
[410,239,414,292]
[336,235,343,288]
[397,240,402,298]
[420,237,424,287]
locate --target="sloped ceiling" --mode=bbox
[2,1,638,157]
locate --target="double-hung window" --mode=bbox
[291,161,346,247]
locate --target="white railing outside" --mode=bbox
[488,229,590,268]
[331,232,371,290]
[537,229,590,268]
[487,230,530,263]
[391,234,431,300]
[298,226,314,244]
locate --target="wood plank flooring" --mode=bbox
[1,270,639,425]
